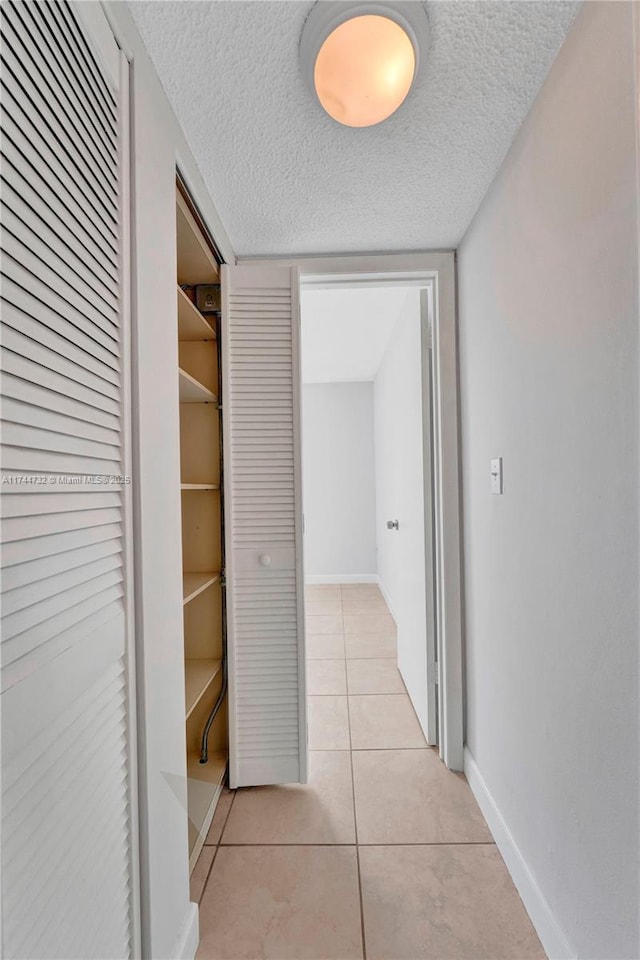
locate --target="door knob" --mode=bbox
[259,554,272,567]
[386,519,399,530]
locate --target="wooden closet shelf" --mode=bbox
[185,658,222,720]
[176,191,219,286]
[177,286,217,342]
[180,483,220,491]
[178,367,217,404]
[182,572,220,605]
[187,749,227,787]
[187,750,227,869]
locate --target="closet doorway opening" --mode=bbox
[300,281,438,746]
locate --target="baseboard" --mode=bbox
[463,748,576,960]
[305,574,379,584]
[173,902,199,960]
[377,580,435,744]
[376,578,399,623]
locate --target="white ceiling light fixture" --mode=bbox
[300,1,430,128]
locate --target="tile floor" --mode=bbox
[194,583,545,959]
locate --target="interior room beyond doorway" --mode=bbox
[300,284,435,741]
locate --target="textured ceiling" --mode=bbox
[301,287,411,383]
[128,0,579,257]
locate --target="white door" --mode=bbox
[374,287,438,744]
[222,264,307,787]
[1,2,139,957]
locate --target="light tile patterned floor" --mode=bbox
[194,583,545,959]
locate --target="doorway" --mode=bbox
[299,282,438,746]
[223,253,463,778]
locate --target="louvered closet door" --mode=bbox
[222,265,307,788]
[0,3,138,958]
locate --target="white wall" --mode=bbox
[301,287,402,383]
[302,382,377,580]
[374,291,433,740]
[457,4,639,958]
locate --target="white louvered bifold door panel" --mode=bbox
[222,265,307,788]
[0,3,138,958]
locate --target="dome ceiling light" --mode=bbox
[300,2,430,128]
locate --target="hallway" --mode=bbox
[193,584,544,959]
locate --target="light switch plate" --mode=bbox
[490,457,503,495]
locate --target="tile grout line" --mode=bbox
[342,585,368,960]
[309,657,396,662]
[311,745,437,752]
[310,691,409,697]
[213,841,498,848]
[198,785,238,902]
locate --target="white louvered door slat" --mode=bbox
[0,3,139,958]
[223,265,307,787]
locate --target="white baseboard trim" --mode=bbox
[376,580,435,746]
[464,747,576,960]
[174,902,199,960]
[376,578,399,623]
[305,574,379,584]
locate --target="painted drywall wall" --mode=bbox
[302,382,377,580]
[301,287,399,383]
[374,291,433,739]
[102,5,235,959]
[457,3,639,958]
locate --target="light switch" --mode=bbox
[490,457,503,495]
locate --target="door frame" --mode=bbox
[75,7,143,951]
[240,252,463,770]
[420,286,439,747]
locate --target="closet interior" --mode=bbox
[176,184,227,871]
